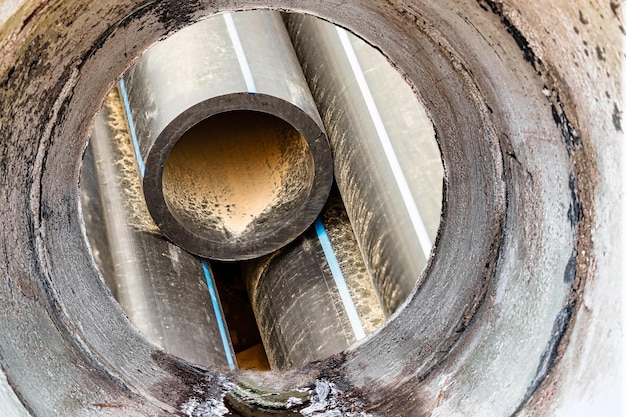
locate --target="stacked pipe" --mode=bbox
[83,10,340,370]
[121,10,333,261]
[1,1,617,415]
[284,14,443,315]
[80,88,235,369]
[246,190,386,370]
[81,10,442,372]
[243,15,443,368]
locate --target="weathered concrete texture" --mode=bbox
[494,1,623,415]
[0,0,621,416]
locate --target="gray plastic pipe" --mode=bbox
[284,14,444,314]
[122,10,333,261]
[246,191,385,370]
[81,88,235,370]
[0,1,618,415]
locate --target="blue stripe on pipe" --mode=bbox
[223,12,257,93]
[118,78,146,177]
[336,27,432,260]
[314,218,366,341]
[201,260,237,369]
[119,78,235,368]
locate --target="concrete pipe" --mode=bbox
[0,1,621,416]
[121,10,333,261]
[81,87,235,370]
[246,191,385,370]
[285,14,444,315]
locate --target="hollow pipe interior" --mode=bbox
[162,111,314,240]
[123,10,333,261]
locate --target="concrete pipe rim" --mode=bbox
[143,92,333,261]
[0,1,599,416]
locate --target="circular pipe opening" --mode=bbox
[0,1,606,415]
[123,10,334,261]
[162,110,314,240]
[79,12,445,376]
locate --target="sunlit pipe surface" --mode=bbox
[285,15,444,314]
[81,89,234,369]
[123,10,333,261]
[246,191,385,370]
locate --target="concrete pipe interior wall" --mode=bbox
[0,0,622,416]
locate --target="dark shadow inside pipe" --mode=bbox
[162,111,314,241]
[211,261,271,371]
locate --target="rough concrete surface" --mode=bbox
[0,0,622,416]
